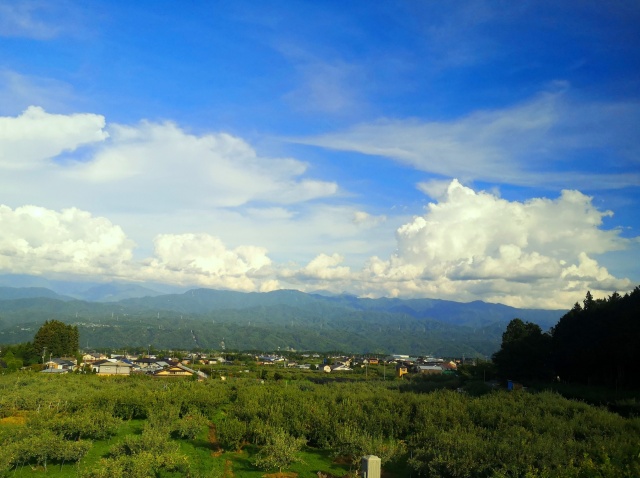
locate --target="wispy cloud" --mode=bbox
[0,1,81,39]
[0,70,78,115]
[295,87,640,190]
[284,59,364,115]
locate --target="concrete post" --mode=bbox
[361,455,381,478]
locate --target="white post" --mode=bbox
[361,455,381,478]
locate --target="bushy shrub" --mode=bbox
[216,417,246,451]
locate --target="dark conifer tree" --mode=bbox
[492,318,552,381]
[552,287,640,388]
[32,320,80,359]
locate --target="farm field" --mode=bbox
[1,370,640,477]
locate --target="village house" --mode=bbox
[131,357,175,372]
[44,358,76,371]
[40,367,69,374]
[153,363,208,379]
[414,364,444,375]
[330,362,353,372]
[96,360,132,376]
[207,356,226,365]
[440,361,458,371]
[82,352,107,363]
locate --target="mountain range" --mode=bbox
[0,278,565,357]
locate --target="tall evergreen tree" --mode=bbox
[583,290,595,310]
[553,287,640,388]
[32,320,79,359]
[492,318,552,381]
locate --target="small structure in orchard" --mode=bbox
[361,455,381,478]
[396,363,408,377]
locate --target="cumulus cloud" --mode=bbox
[0,190,634,309]
[0,106,108,169]
[0,204,276,291]
[0,204,133,276]
[356,180,634,308]
[298,253,351,280]
[139,233,273,291]
[416,179,452,200]
[394,181,626,268]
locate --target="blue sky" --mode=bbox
[0,1,638,309]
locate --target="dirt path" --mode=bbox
[208,422,223,457]
[208,423,233,476]
[223,459,235,477]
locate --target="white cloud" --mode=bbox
[150,233,271,276]
[0,109,338,225]
[0,204,277,291]
[0,204,133,276]
[352,210,386,228]
[245,207,296,221]
[297,253,351,280]
[66,120,337,208]
[139,233,273,291]
[416,179,451,200]
[394,181,626,268]
[0,187,634,309]
[296,91,559,184]
[0,106,108,169]
[355,180,634,308]
[0,107,397,282]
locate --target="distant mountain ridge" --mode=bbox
[117,288,562,329]
[0,284,565,356]
[0,275,179,302]
[0,286,74,302]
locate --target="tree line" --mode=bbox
[493,287,640,388]
[1,320,79,369]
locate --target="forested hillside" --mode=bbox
[0,287,563,356]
